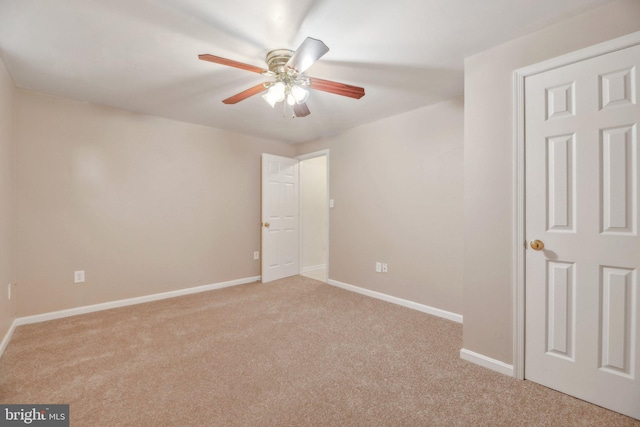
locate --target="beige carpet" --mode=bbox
[1,275,638,426]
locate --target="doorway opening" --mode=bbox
[298,150,329,282]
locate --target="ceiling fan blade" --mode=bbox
[198,54,267,74]
[293,103,311,118]
[222,83,269,104]
[308,77,365,99]
[286,37,329,74]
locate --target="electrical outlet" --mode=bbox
[375,262,382,273]
[382,263,388,273]
[253,251,260,260]
[329,199,335,208]
[74,271,85,283]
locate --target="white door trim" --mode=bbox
[512,30,640,380]
[296,149,330,281]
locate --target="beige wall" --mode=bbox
[0,57,15,338]
[298,97,464,314]
[11,90,463,321]
[14,90,295,316]
[300,155,327,270]
[463,0,640,364]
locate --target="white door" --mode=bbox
[261,154,299,283]
[525,44,640,419]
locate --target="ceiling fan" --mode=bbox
[198,37,365,118]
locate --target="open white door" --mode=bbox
[525,43,640,419]
[261,154,299,283]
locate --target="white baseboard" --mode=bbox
[0,319,17,360]
[460,348,514,376]
[0,276,260,359]
[302,264,326,274]
[326,279,463,323]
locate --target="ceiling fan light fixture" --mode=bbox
[262,82,286,107]
[291,84,309,104]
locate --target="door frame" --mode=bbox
[296,149,330,281]
[512,31,640,380]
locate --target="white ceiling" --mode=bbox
[0,0,614,143]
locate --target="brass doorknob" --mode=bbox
[262,222,270,228]
[530,240,544,250]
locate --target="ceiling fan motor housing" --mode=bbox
[266,49,294,74]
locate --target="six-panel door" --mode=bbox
[525,44,640,420]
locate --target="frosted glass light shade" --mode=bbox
[291,85,309,104]
[262,82,286,107]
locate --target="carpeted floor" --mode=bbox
[1,275,638,426]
